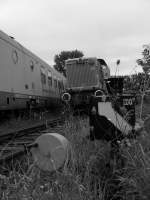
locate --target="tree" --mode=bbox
[136,44,150,74]
[54,50,84,76]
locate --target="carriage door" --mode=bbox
[29,60,36,95]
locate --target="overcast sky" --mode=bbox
[0,0,149,75]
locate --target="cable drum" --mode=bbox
[30,133,70,172]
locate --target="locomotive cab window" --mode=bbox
[40,67,46,85]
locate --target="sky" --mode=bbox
[0,0,150,75]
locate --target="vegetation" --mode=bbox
[136,44,150,74]
[1,106,150,199]
[54,50,84,76]
[123,72,150,92]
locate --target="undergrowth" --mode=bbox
[0,113,150,199]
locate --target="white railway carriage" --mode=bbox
[0,30,65,110]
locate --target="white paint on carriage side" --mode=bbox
[98,102,132,135]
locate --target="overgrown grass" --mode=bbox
[1,112,150,199]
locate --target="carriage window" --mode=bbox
[61,82,64,90]
[25,84,29,89]
[60,81,63,90]
[48,71,52,86]
[58,81,61,90]
[32,82,35,89]
[7,97,9,104]
[30,60,34,71]
[54,78,57,88]
[12,50,18,64]
[40,67,46,84]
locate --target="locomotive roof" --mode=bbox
[65,57,108,66]
[0,30,64,79]
[65,57,97,64]
[66,57,97,61]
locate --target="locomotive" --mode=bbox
[62,57,110,108]
[0,30,66,113]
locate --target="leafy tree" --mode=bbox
[54,50,84,76]
[136,44,150,74]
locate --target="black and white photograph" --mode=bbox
[0,0,150,199]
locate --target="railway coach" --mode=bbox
[0,30,66,113]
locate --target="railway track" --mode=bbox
[0,117,65,165]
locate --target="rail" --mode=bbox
[0,117,65,164]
